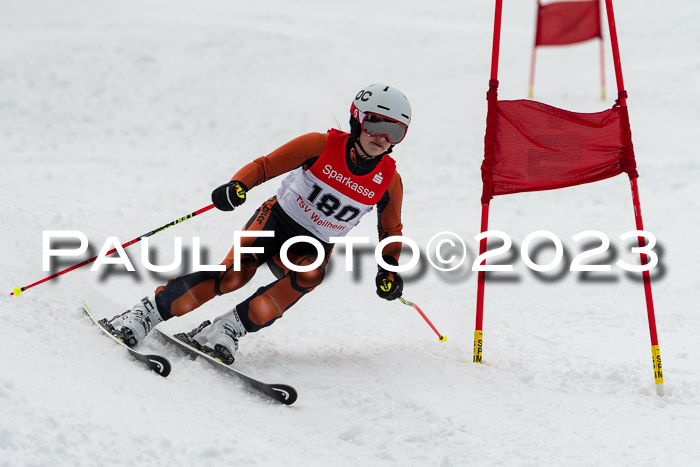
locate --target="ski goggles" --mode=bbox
[351,104,408,144]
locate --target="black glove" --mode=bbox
[211,180,247,211]
[375,257,403,301]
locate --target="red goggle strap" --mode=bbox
[350,103,366,123]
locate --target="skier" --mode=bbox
[105,83,411,364]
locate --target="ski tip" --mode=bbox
[146,355,172,377]
[12,287,22,297]
[271,385,298,405]
[438,335,448,343]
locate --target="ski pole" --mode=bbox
[398,296,447,342]
[11,204,216,297]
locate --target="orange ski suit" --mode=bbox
[154,131,404,332]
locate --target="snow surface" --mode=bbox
[2,0,699,465]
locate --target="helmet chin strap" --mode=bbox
[355,139,373,159]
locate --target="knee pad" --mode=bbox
[216,258,258,295]
[291,267,325,291]
[288,255,326,292]
[236,284,282,332]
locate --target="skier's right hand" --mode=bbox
[375,268,403,301]
[212,180,247,211]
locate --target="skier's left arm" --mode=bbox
[375,172,404,301]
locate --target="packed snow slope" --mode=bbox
[2,0,699,465]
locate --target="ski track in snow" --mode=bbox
[1,0,699,465]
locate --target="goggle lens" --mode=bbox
[361,113,407,145]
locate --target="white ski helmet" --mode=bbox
[350,84,411,144]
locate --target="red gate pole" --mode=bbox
[528,45,537,99]
[474,203,490,363]
[598,0,606,100]
[490,0,503,81]
[630,178,664,395]
[528,1,539,99]
[474,0,503,364]
[599,37,606,100]
[604,0,625,103]
[604,0,664,396]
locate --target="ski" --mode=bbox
[81,300,171,377]
[153,329,297,405]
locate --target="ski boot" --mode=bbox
[175,309,247,365]
[102,296,162,348]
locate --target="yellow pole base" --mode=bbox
[13,287,22,297]
[652,345,664,396]
[473,330,483,363]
